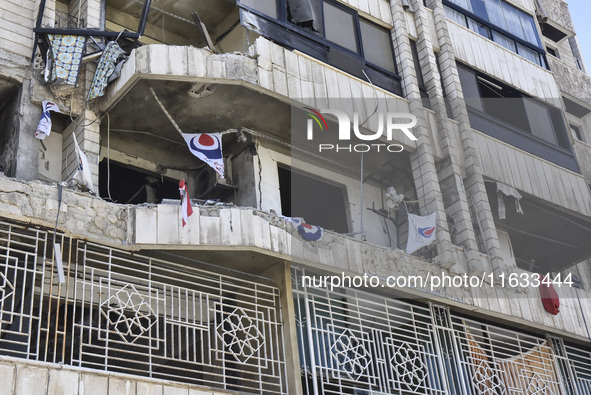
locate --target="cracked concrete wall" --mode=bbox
[1,170,590,343]
[539,0,574,32]
[549,56,591,107]
[0,175,131,245]
[132,200,591,339]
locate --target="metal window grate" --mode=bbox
[293,267,447,395]
[293,267,590,395]
[0,220,287,394]
[54,10,85,29]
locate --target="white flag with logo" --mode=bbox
[72,133,94,193]
[406,212,437,254]
[181,133,224,177]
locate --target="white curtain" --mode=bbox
[448,0,473,12]
[444,5,468,27]
[492,31,516,52]
[484,0,507,31]
[519,12,540,46]
[517,43,542,66]
[500,1,525,40]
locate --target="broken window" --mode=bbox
[237,0,401,95]
[287,0,323,34]
[278,165,349,233]
[99,160,180,204]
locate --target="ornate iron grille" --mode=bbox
[293,267,447,395]
[444,307,566,395]
[0,220,286,394]
[293,268,590,395]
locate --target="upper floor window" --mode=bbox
[457,64,579,172]
[238,0,401,95]
[443,0,546,68]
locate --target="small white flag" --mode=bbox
[181,133,224,177]
[53,242,66,284]
[72,133,94,193]
[179,179,193,227]
[35,100,61,140]
[406,212,437,254]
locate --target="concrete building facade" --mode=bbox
[1,0,591,393]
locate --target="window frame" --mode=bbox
[443,0,548,69]
[569,123,584,142]
[457,63,579,172]
[237,0,402,95]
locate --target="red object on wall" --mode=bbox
[539,276,560,315]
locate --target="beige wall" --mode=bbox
[0,356,235,395]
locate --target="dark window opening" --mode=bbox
[541,23,568,42]
[278,165,349,233]
[435,52,454,118]
[99,160,180,204]
[0,82,22,178]
[237,0,401,95]
[410,40,431,109]
[564,96,591,118]
[546,46,558,58]
[457,64,578,172]
[570,124,583,141]
[486,182,591,272]
[443,0,547,68]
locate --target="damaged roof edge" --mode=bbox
[100,45,260,113]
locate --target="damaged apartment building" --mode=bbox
[3,0,591,393]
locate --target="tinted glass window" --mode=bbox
[360,20,395,72]
[457,66,485,112]
[241,0,277,18]
[492,31,516,51]
[445,5,467,26]
[517,43,541,66]
[523,98,557,144]
[324,2,358,53]
[446,0,541,48]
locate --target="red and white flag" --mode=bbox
[181,133,224,177]
[179,179,193,227]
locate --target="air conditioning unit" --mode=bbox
[194,165,237,200]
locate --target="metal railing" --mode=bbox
[293,267,591,395]
[0,220,287,394]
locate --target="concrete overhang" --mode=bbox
[99,43,416,180]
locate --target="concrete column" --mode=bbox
[262,261,303,395]
[390,1,456,267]
[13,83,42,182]
[426,0,509,274]
[409,0,487,274]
